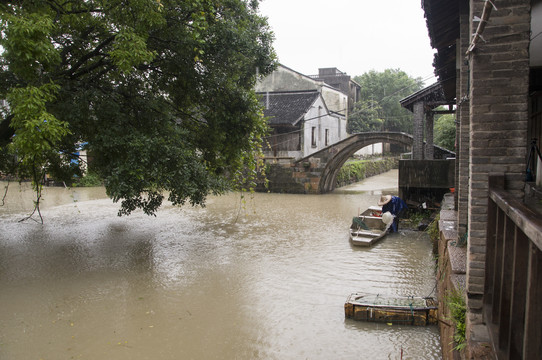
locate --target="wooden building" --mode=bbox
[258,90,346,159]
[256,64,364,160]
[420,0,542,358]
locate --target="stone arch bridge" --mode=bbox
[263,132,454,194]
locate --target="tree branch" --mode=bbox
[1,180,9,206]
[46,0,103,16]
[18,157,45,224]
[61,35,116,79]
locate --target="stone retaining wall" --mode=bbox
[437,194,494,359]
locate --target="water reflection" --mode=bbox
[0,172,441,359]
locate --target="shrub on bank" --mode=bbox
[74,171,103,187]
[336,157,398,187]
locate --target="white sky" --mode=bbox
[258,0,437,85]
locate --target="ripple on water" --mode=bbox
[0,178,441,359]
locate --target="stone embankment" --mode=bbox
[436,194,493,360]
[259,157,398,193]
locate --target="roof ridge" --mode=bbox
[256,89,319,95]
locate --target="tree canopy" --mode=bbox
[346,99,383,133]
[353,69,424,133]
[0,0,276,216]
[434,113,456,151]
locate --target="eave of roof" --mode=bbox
[258,90,321,126]
[400,82,453,111]
[422,0,461,102]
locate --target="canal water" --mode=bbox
[0,170,441,359]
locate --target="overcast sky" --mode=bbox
[258,0,437,85]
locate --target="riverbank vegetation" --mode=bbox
[445,286,467,351]
[74,171,103,188]
[336,156,398,187]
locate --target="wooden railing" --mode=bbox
[485,175,542,359]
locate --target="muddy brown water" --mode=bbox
[0,170,441,359]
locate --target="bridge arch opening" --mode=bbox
[318,133,414,193]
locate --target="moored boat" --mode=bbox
[344,292,438,326]
[349,206,388,246]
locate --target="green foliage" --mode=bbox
[435,113,456,151]
[75,171,103,187]
[7,83,69,158]
[0,0,276,216]
[108,29,156,74]
[445,287,467,351]
[402,209,432,228]
[347,99,383,133]
[353,69,424,133]
[336,157,397,186]
[0,11,60,80]
[426,213,440,242]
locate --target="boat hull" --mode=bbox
[349,229,386,246]
[349,206,387,246]
[344,293,438,326]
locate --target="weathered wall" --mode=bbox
[531,0,542,66]
[255,65,348,115]
[413,102,424,159]
[398,160,455,205]
[259,160,307,193]
[456,0,470,240]
[437,195,466,360]
[320,86,348,116]
[256,65,318,92]
[259,159,323,194]
[302,96,347,157]
[399,160,455,189]
[465,0,531,345]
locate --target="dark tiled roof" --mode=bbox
[400,82,453,111]
[422,0,459,102]
[258,91,320,126]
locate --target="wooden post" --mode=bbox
[508,230,528,358]
[523,244,542,358]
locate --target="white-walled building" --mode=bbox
[256,64,349,117]
[257,64,382,159]
[258,90,346,159]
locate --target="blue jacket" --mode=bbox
[381,196,407,232]
[381,196,407,216]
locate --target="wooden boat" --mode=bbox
[349,206,387,246]
[344,292,438,326]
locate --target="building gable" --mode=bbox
[258,90,321,126]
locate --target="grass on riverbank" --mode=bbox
[336,157,398,187]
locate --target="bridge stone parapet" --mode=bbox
[260,132,454,194]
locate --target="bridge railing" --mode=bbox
[484,175,542,359]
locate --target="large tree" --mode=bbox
[346,99,383,133]
[434,113,456,151]
[353,69,424,133]
[0,0,276,217]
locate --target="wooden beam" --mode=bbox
[433,110,456,114]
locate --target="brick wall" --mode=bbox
[466,0,530,335]
[413,102,424,159]
[457,2,470,237]
[425,112,435,159]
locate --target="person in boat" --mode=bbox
[377,195,407,232]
